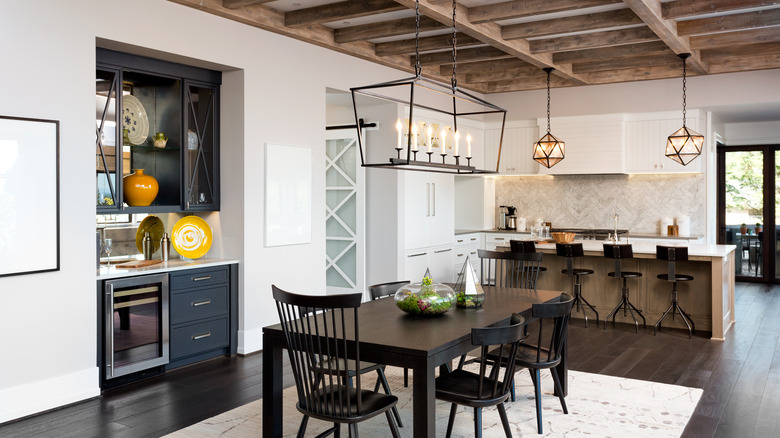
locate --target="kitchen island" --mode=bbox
[500,241,735,340]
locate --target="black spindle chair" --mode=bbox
[272,285,400,438]
[370,280,410,393]
[435,314,526,438]
[485,293,574,435]
[477,249,542,289]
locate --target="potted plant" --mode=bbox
[740,223,748,234]
[755,222,762,233]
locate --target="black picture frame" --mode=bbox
[0,115,60,277]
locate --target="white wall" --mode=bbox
[0,0,420,423]
[724,121,780,145]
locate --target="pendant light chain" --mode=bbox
[414,0,421,77]
[682,55,687,127]
[546,69,551,134]
[451,0,457,91]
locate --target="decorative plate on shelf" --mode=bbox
[122,94,149,145]
[135,215,165,254]
[172,216,212,259]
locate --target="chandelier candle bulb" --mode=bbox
[467,133,472,158]
[440,129,447,155]
[427,125,433,152]
[454,131,460,156]
[396,119,403,150]
[411,124,418,151]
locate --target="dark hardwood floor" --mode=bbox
[2,282,779,437]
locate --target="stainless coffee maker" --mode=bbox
[498,206,508,230]
[505,206,517,230]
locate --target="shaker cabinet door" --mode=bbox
[183,81,220,211]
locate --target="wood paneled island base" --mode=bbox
[501,242,736,340]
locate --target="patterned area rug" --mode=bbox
[166,366,702,437]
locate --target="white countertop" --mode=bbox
[500,240,735,258]
[97,258,239,280]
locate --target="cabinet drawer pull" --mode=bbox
[408,252,427,258]
[470,237,477,241]
[435,248,452,253]
[192,332,212,340]
[192,299,212,307]
[494,237,505,241]
[457,239,464,243]
[470,251,477,255]
[192,275,212,282]
[457,253,464,257]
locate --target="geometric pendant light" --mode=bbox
[533,67,565,168]
[665,53,703,166]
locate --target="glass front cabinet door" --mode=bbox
[95,49,221,213]
[183,81,219,211]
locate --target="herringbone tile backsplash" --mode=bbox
[495,174,705,235]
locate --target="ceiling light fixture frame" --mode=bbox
[350,0,506,174]
[532,67,565,169]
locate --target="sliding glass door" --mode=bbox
[718,144,779,282]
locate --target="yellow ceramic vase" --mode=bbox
[123,169,159,206]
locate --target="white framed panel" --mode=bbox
[264,143,312,247]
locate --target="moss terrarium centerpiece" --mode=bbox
[394,269,454,316]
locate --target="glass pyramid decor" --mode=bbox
[394,268,455,316]
[453,257,485,308]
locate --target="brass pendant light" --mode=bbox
[533,68,565,168]
[350,0,507,174]
[666,53,703,166]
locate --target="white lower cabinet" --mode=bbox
[404,245,454,283]
[484,232,530,251]
[454,233,481,282]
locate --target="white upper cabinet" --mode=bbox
[484,125,539,175]
[402,171,454,250]
[625,110,704,174]
[537,114,627,175]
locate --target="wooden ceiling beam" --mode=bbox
[169,0,449,86]
[417,46,512,66]
[701,41,780,59]
[285,0,405,28]
[395,0,588,84]
[690,27,780,49]
[553,40,671,63]
[585,63,692,84]
[375,32,481,56]
[334,16,445,43]
[503,8,642,40]
[662,0,780,20]
[530,26,659,53]
[464,66,545,84]
[485,75,575,92]
[469,0,622,25]
[440,57,533,75]
[677,8,780,36]
[222,0,274,8]
[572,53,683,73]
[621,0,708,74]
[706,52,780,73]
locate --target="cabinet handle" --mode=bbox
[470,237,477,241]
[193,275,212,282]
[192,332,212,340]
[192,299,212,307]
[426,183,430,217]
[432,183,436,216]
[495,237,505,241]
[470,251,477,255]
[457,253,464,257]
[457,239,464,243]
[407,252,427,258]
[106,283,115,378]
[435,248,452,253]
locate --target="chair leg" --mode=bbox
[574,279,599,327]
[550,369,568,414]
[654,302,674,335]
[446,403,458,438]
[334,423,340,438]
[497,402,513,438]
[376,368,403,427]
[510,375,516,402]
[533,369,543,434]
[404,367,409,387]
[297,415,309,438]
[385,410,401,438]
[348,422,358,438]
[474,407,483,438]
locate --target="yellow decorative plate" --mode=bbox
[172,216,212,259]
[135,215,165,253]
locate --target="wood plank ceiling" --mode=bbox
[169,0,780,93]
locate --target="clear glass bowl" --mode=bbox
[394,281,455,316]
[455,291,485,308]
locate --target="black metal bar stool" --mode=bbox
[603,243,646,332]
[557,243,599,327]
[655,245,696,338]
[510,240,548,276]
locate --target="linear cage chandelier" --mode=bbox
[666,53,703,166]
[350,0,507,174]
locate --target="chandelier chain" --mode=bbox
[414,0,421,77]
[682,55,687,126]
[451,0,457,91]
[546,69,551,134]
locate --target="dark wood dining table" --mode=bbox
[262,286,566,437]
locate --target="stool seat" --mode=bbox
[608,271,642,279]
[561,268,594,276]
[657,273,694,282]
